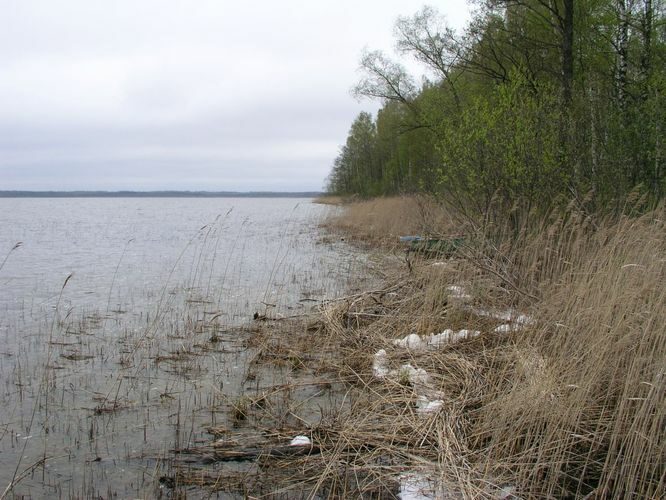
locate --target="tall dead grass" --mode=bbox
[167,197,663,498]
[474,210,665,498]
[322,196,665,498]
[323,195,461,247]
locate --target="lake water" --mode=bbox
[0,197,365,498]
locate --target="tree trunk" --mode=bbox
[562,0,575,105]
[616,0,630,110]
[640,0,653,99]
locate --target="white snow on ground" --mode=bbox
[398,473,439,499]
[373,351,431,388]
[427,329,454,347]
[455,329,481,341]
[289,435,311,446]
[393,333,426,350]
[492,313,534,334]
[398,364,430,385]
[398,472,471,498]
[428,329,480,346]
[473,308,533,326]
[392,329,482,351]
[416,396,444,415]
[373,349,389,379]
[379,300,531,498]
[514,314,533,326]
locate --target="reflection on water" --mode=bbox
[0,197,363,497]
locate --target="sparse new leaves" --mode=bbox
[353,50,416,104]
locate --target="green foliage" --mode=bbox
[436,76,567,216]
[327,112,379,196]
[327,0,665,216]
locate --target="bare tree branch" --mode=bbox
[353,50,417,106]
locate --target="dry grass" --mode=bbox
[313,195,348,206]
[472,211,666,498]
[165,196,664,499]
[322,195,462,247]
[323,197,665,498]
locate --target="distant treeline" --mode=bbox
[0,191,323,198]
[327,1,665,219]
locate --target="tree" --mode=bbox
[353,51,416,106]
[330,0,665,209]
[327,112,379,196]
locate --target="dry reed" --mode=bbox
[321,197,665,499]
[164,197,664,499]
[322,195,460,247]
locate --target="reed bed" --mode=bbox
[321,196,460,248]
[167,197,664,498]
[0,200,373,498]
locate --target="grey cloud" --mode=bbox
[0,0,470,191]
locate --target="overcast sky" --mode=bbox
[1,1,471,192]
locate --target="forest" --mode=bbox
[326,0,664,219]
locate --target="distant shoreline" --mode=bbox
[0,191,323,198]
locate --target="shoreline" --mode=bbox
[161,195,665,498]
[161,197,536,498]
[2,196,662,498]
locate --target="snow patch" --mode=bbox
[393,333,426,350]
[398,364,429,386]
[428,329,480,347]
[389,329,482,354]
[373,349,389,379]
[289,435,311,446]
[398,473,438,500]
[474,308,533,324]
[514,314,533,326]
[427,329,454,347]
[416,396,444,415]
[373,351,431,387]
[456,329,480,341]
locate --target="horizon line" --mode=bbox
[0,190,324,198]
